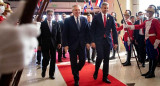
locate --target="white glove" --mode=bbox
[0,23,40,74]
[154,39,160,49]
[123,24,135,30]
[123,23,129,28]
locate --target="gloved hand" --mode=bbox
[0,23,40,74]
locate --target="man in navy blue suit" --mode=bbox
[90,2,118,84]
[63,5,90,86]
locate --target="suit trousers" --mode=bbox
[57,47,62,61]
[69,44,86,81]
[37,50,42,63]
[137,35,146,63]
[95,38,111,78]
[42,43,56,77]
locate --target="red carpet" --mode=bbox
[57,63,126,86]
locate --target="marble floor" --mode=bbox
[19,52,160,86]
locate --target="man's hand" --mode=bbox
[64,46,69,53]
[57,44,61,49]
[86,43,90,50]
[114,44,118,50]
[91,42,96,49]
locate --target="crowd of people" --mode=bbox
[37,2,160,86]
[0,0,160,86]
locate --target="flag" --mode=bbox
[89,0,93,10]
[83,0,87,13]
[35,0,43,14]
[95,0,103,8]
[37,0,42,9]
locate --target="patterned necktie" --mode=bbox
[104,14,106,27]
[77,17,80,31]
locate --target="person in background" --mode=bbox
[55,13,63,62]
[85,14,96,63]
[110,12,120,60]
[126,5,160,78]
[61,13,67,58]
[134,11,146,67]
[117,10,133,66]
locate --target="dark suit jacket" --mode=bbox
[38,19,61,49]
[62,16,90,50]
[90,13,118,46]
[134,18,146,41]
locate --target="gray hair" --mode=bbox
[101,2,109,7]
[72,5,81,11]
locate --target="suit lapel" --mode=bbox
[98,13,104,28]
[71,16,79,31]
[80,16,83,31]
[44,20,51,32]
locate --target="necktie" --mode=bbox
[49,21,52,32]
[77,17,80,31]
[104,14,106,27]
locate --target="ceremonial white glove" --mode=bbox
[154,39,160,49]
[123,23,128,28]
[0,23,40,74]
[0,1,41,74]
[123,24,135,30]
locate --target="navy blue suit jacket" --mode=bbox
[62,16,90,50]
[90,13,118,46]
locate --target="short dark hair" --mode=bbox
[130,16,135,19]
[62,13,66,16]
[138,11,143,15]
[46,9,54,14]
[55,13,59,15]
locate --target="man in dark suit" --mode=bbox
[38,9,61,79]
[55,13,64,62]
[90,2,118,83]
[86,14,96,63]
[134,11,146,67]
[63,5,90,86]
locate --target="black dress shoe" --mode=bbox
[109,56,115,60]
[36,62,41,65]
[145,73,155,78]
[141,71,150,76]
[123,62,131,66]
[122,61,127,65]
[41,71,46,78]
[142,63,145,67]
[74,80,79,86]
[58,60,63,62]
[103,78,111,83]
[49,76,55,79]
[93,72,98,80]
